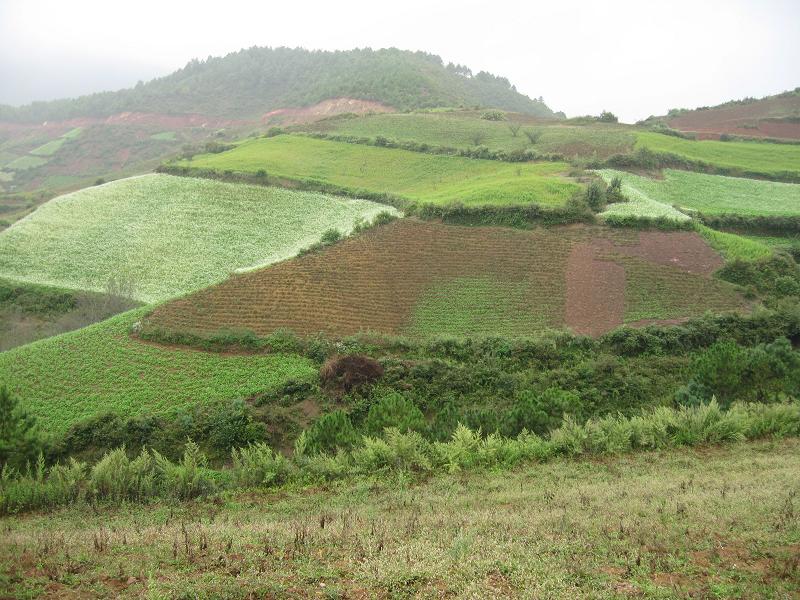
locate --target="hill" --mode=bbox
[656,88,800,140]
[175,134,579,206]
[0,174,397,302]
[143,219,745,339]
[0,47,556,123]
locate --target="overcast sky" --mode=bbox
[1,0,798,122]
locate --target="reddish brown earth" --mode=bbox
[143,220,744,340]
[667,94,800,140]
[564,241,625,336]
[261,98,393,126]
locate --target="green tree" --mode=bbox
[0,386,42,469]
[364,391,425,436]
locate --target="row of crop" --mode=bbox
[2,399,798,515]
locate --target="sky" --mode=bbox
[1,0,798,122]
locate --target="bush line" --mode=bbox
[2,399,798,515]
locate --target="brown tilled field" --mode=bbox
[667,94,800,140]
[142,220,746,340]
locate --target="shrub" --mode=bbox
[585,181,607,211]
[480,110,506,121]
[89,447,156,502]
[599,111,619,123]
[503,388,583,436]
[523,129,542,145]
[153,441,215,500]
[0,386,42,470]
[363,391,425,435]
[231,443,292,487]
[301,411,358,455]
[320,228,343,245]
[320,354,384,394]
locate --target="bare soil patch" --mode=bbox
[261,97,393,126]
[564,240,625,336]
[668,95,800,140]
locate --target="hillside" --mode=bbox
[0,48,556,123]
[657,88,800,140]
[176,135,579,206]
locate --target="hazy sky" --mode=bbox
[1,0,798,122]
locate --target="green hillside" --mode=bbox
[636,131,800,180]
[598,168,800,216]
[0,309,316,435]
[0,48,555,123]
[305,111,635,159]
[0,174,397,302]
[178,134,579,206]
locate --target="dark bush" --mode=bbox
[320,354,384,394]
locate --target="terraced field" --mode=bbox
[0,309,317,434]
[144,219,745,339]
[597,169,800,216]
[636,132,800,180]
[0,174,397,302]
[305,112,636,159]
[177,135,580,206]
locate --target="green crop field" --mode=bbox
[636,131,800,180]
[306,112,636,159]
[150,131,177,141]
[61,127,83,140]
[6,154,48,171]
[0,309,316,434]
[595,169,690,222]
[693,224,774,261]
[0,174,397,303]
[178,134,580,206]
[598,168,800,216]
[29,138,66,156]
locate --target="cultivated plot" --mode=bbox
[144,219,744,339]
[0,174,397,302]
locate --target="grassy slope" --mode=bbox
[2,439,798,598]
[179,135,580,206]
[0,309,316,434]
[599,168,800,216]
[0,174,396,303]
[636,131,800,179]
[305,112,636,159]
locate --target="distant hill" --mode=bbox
[0,47,556,123]
[653,88,800,140]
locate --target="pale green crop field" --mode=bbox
[595,169,690,222]
[636,131,800,180]
[0,174,397,302]
[6,155,48,170]
[0,309,316,434]
[29,138,66,156]
[598,168,800,216]
[179,135,580,206]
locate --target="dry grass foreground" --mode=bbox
[144,219,744,339]
[1,439,798,598]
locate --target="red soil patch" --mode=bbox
[565,241,625,336]
[142,220,743,340]
[667,95,800,140]
[261,97,393,126]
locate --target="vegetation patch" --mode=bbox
[635,131,800,181]
[143,220,744,340]
[0,309,317,435]
[303,111,635,159]
[599,168,800,216]
[175,134,580,207]
[0,174,396,302]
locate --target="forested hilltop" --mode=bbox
[0,47,556,122]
